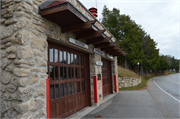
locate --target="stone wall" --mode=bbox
[118,77,141,88]
[0,0,47,118]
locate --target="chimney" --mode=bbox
[89,7,98,17]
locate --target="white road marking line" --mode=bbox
[153,78,180,103]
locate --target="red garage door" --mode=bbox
[102,59,112,97]
[48,41,90,118]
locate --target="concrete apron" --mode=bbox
[65,93,119,119]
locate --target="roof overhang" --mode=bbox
[39,0,127,56]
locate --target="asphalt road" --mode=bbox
[83,73,180,118]
[148,73,180,118]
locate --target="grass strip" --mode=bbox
[119,72,175,91]
[119,75,151,91]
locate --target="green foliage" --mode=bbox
[101,5,179,73]
[101,6,121,40]
[157,55,170,70]
[101,5,159,72]
[157,55,179,71]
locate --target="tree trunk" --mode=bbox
[125,58,127,69]
[132,65,135,71]
[128,60,130,70]
[125,58,129,69]
[140,65,144,76]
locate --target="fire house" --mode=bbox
[0,0,126,118]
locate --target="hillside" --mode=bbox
[118,66,139,78]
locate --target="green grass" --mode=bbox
[170,72,176,74]
[118,67,174,91]
[119,75,152,91]
[118,66,139,78]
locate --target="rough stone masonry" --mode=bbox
[0,0,47,118]
[118,77,141,88]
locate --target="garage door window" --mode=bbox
[48,43,89,118]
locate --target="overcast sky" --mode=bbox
[79,0,180,59]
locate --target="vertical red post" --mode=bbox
[102,75,104,100]
[93,76,98,103]
[46,78,50,119]
[114,75,117,92]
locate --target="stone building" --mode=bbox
[0,0,126,118]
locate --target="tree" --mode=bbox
[162,55,179,72]
[101,6,121,40]
[101,6,158,74]
[157,55,170,73]
[101,5,178,75]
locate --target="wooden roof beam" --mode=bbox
[112,54,124,56]
[77,31,102,40]
[62,20,96,33]
[110,52,123,55]
[106,50,119,53]
[99,30,106,33]
[101,46,117,51]
[85,35,110,41]
[95,42,114,48]
[110,52,122,55]
[107,36,113,39]
[89,20,97,24]
[86,37,109,44]
[110,52,123,56]
[106,49,122,53]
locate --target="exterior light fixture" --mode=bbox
[137,62,140,77]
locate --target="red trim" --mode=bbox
[93,76,98,103]
[114,75,117,92]
[102,75,104,100]
[46,78,50,119]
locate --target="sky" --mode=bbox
[79,0,180,60]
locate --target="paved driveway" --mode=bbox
[83,90,164,118]
[83,74,180,118]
